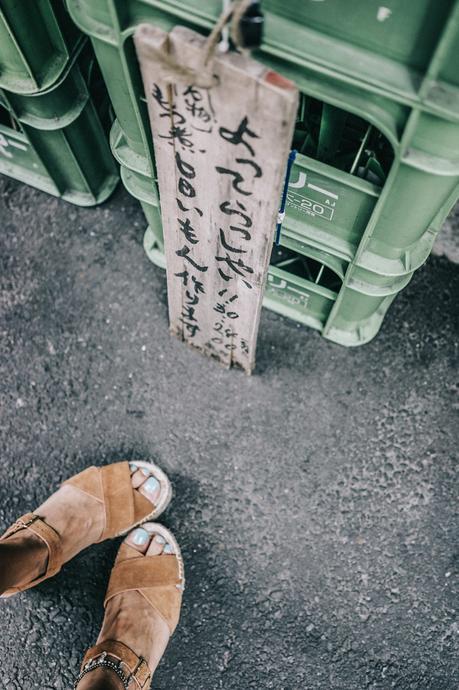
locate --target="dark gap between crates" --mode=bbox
[293,94,394,186]
[0,105,22,132]
[271,245,343,294]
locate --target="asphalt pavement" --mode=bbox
[0,176,457,689]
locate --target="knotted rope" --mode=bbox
[136,0,255,88]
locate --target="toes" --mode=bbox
[125,527,151,554]
[145,530,167,556]
[138,475,161,505]
[143,525,175,557]
[147,534,174,556]
[126,524,175,559]
[130,464,161,507]
[130,467,152,489]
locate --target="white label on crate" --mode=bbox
[7,139,27,151]
[0,133,13,158]
[267,273,310,308]
[287,191,335,220]
[0,134,27,158]
[287,169,338,221]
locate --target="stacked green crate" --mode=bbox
[66,0,459,343]
[0,0,81,93]
[0,2,118,205]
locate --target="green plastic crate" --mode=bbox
[0,47,118,205]
[66,0,459,280]
[66,0,459,93]
[119,163,166,269]
[0,120,61,197]
[70,0,458,342]
[112,119,415,346]
[115,118,420,291]
[65,0,459,123]
[110,117,151,178]
[0,0,82,93]
[109,81,456,284]
[266,243,411,345]
[264,0,454,70]
[0,106,118,206]
[0,42,96,128]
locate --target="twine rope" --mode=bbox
[138,0,255,87]
[202,0,254,66]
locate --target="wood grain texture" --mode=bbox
[135,24,298,373]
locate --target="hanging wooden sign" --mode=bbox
[135,24,298,373]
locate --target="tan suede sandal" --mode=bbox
[0,461,172,598]
[74,524,184,690]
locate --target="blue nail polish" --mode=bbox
[163,543,173,554]
[154,534,166,544]
[129,463,138,473]
[132,528,149,546]
[144,477,159,493]
[141,468,151,477]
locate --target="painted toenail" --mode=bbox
[141,468,151,477]
[144,477,159,493]
[131,528,149,546]
[129,463,138,472]
[163,543,173,554]
[154,534,166,544]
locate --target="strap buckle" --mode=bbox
[130,656,151,689]
[19,514,40,528]
[82,651,150,690]
[5,513,39,537]
[84,651,106,668]
[76,652,131,689]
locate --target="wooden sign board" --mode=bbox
[135,25,298,373]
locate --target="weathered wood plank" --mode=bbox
[135,24,298,373]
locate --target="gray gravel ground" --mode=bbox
[433,204,459,264]
[0,176,457,690]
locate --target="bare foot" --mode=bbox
[1,463,162,592]
[77,525,179,690]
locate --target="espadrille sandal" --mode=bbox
[0,461,172,598]
[74,524,184,690]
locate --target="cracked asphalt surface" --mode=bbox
[0,175,457,690]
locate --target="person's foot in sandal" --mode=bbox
[0,461,172,598]
[75,523,184,690]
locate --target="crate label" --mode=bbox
[287,169,338,221]
[267,273,310,308]
[135,25,298,373]
[0,132,29,159]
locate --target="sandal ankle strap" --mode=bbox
[0,512,63,595]
[77,640,151,689]
[2,513,41,538]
